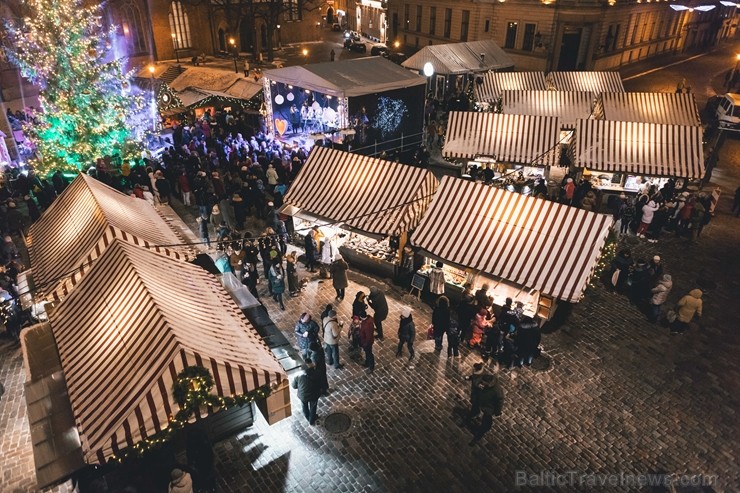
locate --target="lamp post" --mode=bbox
[423,61,434,94]
[277,24,282,49]
[229,37,238,74]
[171,33,180,64]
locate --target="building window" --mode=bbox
[484,19,490,33]
[505,21,518,49]
[522,23,536,51]
[120,0,148,54]
[429,7,436,35]
[169,1,191,48]
[286,0,302,21]
[461,10,470,41]
[416,5,422,32]
[613,24,621,49]
[404,5,410,30]
[444,8,452,38]
[630,13,641,45]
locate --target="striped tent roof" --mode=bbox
[443,111,561,166]
[474,71,547,103]
[28,174,189,296]
[594,92,701,126]
[49,239,286,464]
[546,71,625,95]
[571,119,705,179]
[282,147,438,236]
[501,90,594,129]
[410,176,614,303]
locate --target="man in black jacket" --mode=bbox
[292,359,322,425]
[469,374,504,446]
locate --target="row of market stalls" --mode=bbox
[20,174,289,489]
[279,146,613,324]
[474,70,625,103]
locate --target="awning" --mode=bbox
[501,90,594,129]
[262,57,426,98]
[545,71,625,95]
[169,67,262,98]
[27,174,190,298]
[410,176,614,303]
[402,39,514,75]
[594,92,701,126]
[443,111,561,166]
[49,239,288,464]
[571,119,705,179]
[281,147,438,236]
[474,71,547,103]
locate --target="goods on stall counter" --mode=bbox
[344,235,396,263]
[419,263,467,287]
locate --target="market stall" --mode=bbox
[501,90,594,131]
[26,174,191,301]
[545,71,625,97]
[410,176,614,319]
[442,111,562,187]
[280,146,438,278]
[593,92,701,127]
[262,57,426,154]
[401,39,514,99]
[32,239,289,470]
[570,118,705,196]
[474,71,547,107]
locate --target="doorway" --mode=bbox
[240,21,253,52]
[557,28,582,70]
[218,28,226,52]
[327,7,334,24]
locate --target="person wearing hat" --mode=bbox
[168,468,194,493]
[292,358,322,425]
[295,312,320,358]
[649,274,673,323]
[396,306,416,361]
[469,374,504,446]
[648,256,664,280]
[322,309,343,369]
[266,164,279,186]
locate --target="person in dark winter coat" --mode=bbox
[286,253,299,296]
[292,359,322,425]
[352,291,368,319]
[457,294,477,344]
[240,260,260,300]
[630,258,652,306]
[446,319,461,358]
[359,314,376,372]
[295,313,320,359]
[611,249,634,293]
[432,296,451,352]
[304,229,318,272]
[367,286,388,340]
[330,256,349,300]
[308,340,329,395]
[268,259,286,310]
[515,316,541,366]
[396,306,416,360]
[469,374,504,446]
[465,363,485,418]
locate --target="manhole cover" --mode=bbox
[324,412,352,433]
[530,353,553,372]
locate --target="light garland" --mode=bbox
[3,0,145,177]
[110,365,273,463]
[587,237,618,291]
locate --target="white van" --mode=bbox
[715,93,740,131]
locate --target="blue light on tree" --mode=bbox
[374,96,408,139]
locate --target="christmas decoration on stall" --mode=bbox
[156,83,183,112]
[586,234,618,292]
[3,0,145,177]
[111,365,273,463]
[374,96,408,139]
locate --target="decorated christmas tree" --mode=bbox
[3,0,144,176]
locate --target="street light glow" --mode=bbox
[423,62,434,77]
[302,48,308,56]
[229,37,235,46]
[148,64,155,74]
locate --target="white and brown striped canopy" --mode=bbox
[49,240,286,464]
[443,111,561,166]
[411,176,613,303]
[474,71,547,103]
[546,71,625,95]
[571,119,705,179]
[501,90,594,129]
[594,92,701,126]
[282,147,438,236]
[28,174,189,296]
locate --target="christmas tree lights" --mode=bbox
[3,0,144,176]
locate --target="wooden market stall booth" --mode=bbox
[442,111,562,189]
[473,71,547,110]
[545,71,625,96]
[279,146,438,278]
[593,92,701,127]
[410,176,614,321]
[500,90,595,131]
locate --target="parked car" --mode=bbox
[332,23,342,31]
[343,30,360,41]
[348,41,367,53]
[370,44,388,56]
[715,93,740,131]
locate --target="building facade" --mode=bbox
[386,0,738,71]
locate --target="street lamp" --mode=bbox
[277,24,282,49]
[302,48,309,64]
[394,40,400,49]
[423,62,434,96]
[171,33,180,64]
[229,37,238,74]
[148,64,155,80]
